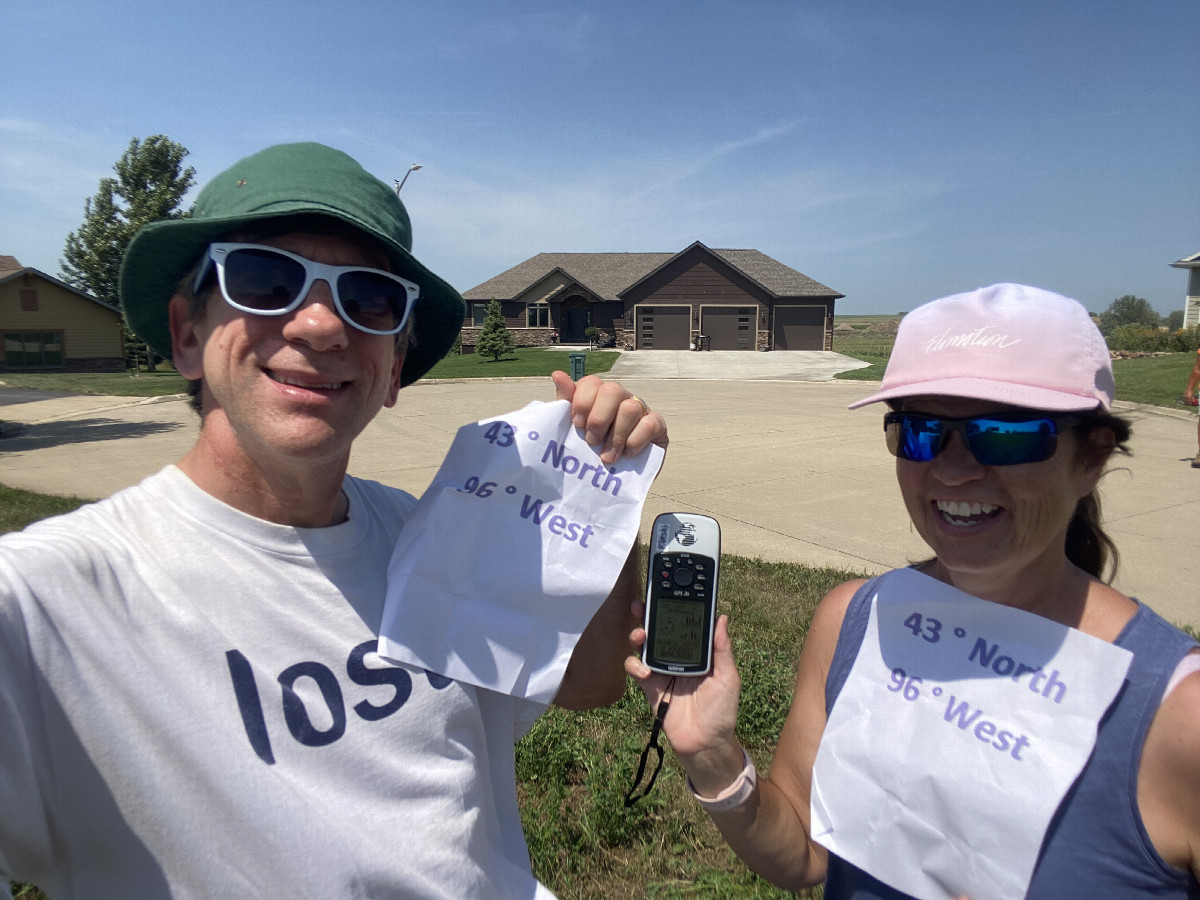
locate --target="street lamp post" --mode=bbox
[394,164,422,195]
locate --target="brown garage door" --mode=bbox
[637,306,690,350]
[773,306,825,350]
[702,307,755,350]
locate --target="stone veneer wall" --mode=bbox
[459,327,553,353]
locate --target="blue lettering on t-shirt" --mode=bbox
[226,641,454,764]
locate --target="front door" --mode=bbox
[562,307,592,343]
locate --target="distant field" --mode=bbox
[831,332,896,357]
[831,316,899,380]
[833,313,907,325]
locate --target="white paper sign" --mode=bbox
[810,569,1132,900]
[378,400,665,704]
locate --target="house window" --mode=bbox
[4,332,63,368]
[527,304,549,328]
[472,304,488,326]
[20,289,38,312]
[640,310,654,348]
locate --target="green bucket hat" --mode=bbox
[119,142,464,387]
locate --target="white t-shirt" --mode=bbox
[0,466,550,899]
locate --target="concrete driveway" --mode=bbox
[607,349,871,380]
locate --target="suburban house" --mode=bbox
[1172,250,1200,329]
[460,241,842,353]
[0,256,125,372]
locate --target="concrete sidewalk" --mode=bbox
[1,370,1198,627]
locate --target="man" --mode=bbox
[0,143,666,898]
[1183,347,1200,467]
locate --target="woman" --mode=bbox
[627,284,1200,898]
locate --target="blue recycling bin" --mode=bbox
[568,352,587,381]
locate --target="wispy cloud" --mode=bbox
[0,120,128,271]
[631,121,805,199]
[405,147,950,293]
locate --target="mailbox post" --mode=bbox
[568,352,587,381]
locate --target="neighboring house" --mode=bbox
[1171,251,1200,329]
[0,256,125,372]
[461,241,843,352]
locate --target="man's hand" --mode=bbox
[550,371,668,710]
[551,371,668,465]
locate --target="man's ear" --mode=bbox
[168,295,204,380]
[383,352,404,409]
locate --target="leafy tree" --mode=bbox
[1097,294,1161,335]
[1166,309,1185,331]
[476,300,517,362]
[61,136,196,370]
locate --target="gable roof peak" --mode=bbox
[463,244,842,301]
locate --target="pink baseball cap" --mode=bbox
[848,283,1114,411]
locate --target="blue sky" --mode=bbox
[2,0,1196,315]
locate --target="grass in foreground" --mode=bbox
[518,553,846,898]
[0,484,90,533]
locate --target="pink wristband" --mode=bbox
[687,750,757,812]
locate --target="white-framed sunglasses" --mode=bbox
[194,242,419,335]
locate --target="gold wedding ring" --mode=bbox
[630,395,650,416]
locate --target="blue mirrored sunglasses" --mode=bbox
[883,412,1082,466]
[194,242,419,336]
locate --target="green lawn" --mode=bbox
[830,353,889,381]
[831,331,894,382]
[0,485,90,534]
[1109,353,1198,407]
[0,369,189,397]
[424,348,619,379]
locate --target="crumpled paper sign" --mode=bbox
[810,568,1132,900]
[378,399,665,704]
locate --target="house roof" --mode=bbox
[464,242,842,301]
[0,262,121,313]
[1171,251,1200,269]
[465,252,675,300]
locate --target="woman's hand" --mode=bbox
[625,612,747,794]
[552,372,668,465]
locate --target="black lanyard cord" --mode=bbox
[623,675,676,808]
